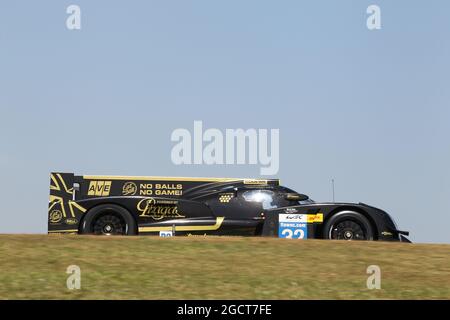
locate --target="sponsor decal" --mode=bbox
[279,214,307,223]
[307,213,324,223]
[65,218,79,225]
[279,213,323,223]
[159,231,173,237]
[278,222,307,239]
[243,179,268,185]
[381,231,393,236]
[218,193,234,203]
[87,181,112,196]
[278,213,307,239]
[284,207,298,214]
[137,198,185,220]
[122,182,137,196]
[49,210,63,223]
[136,183,183,196]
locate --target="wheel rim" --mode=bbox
[329,220,368,240]
[93,214,125,235]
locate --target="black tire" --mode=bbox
[323,210,374,240]
[80,204,137,235]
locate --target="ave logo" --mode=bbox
[87,181,112,196]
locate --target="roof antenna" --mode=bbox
[331,179,335,202]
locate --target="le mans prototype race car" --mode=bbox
[48,173,410,242]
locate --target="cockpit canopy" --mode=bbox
[182,180,313,209]
[241,188,313,209]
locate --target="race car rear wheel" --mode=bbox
[93,214,125,235]
[81,204,137,235]
[323,211,373,241]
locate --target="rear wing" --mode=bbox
[48,172,280,232]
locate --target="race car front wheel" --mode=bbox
[81,204,137,235]
[323,211,374,241]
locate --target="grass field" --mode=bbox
[0,234,449,299]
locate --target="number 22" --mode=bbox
[281,228,305,239]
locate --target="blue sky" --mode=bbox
[0,1,449,243]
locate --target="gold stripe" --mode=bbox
[48,198,59,212]
[139,217,225,233]
[69,201,87,215]
[48,229,78,233]
[49,198,86,218]
[49,196,67,217]
[50,174,60,191]
[56,173,73,194]
[83,175,275,183]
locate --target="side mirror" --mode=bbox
[285,193,309,201]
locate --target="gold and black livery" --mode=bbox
[48,172,410,241]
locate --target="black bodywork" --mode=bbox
[48,172,410,242]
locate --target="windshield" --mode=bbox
[242,187,314,209]
[299,198,315,205]
[242,190,278,209]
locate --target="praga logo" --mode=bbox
[49,210,63,223]
[137,198,185,220]
[122,182,138,196]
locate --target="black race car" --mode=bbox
[48,172,410,242]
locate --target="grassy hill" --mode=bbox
[0,234,448,299]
